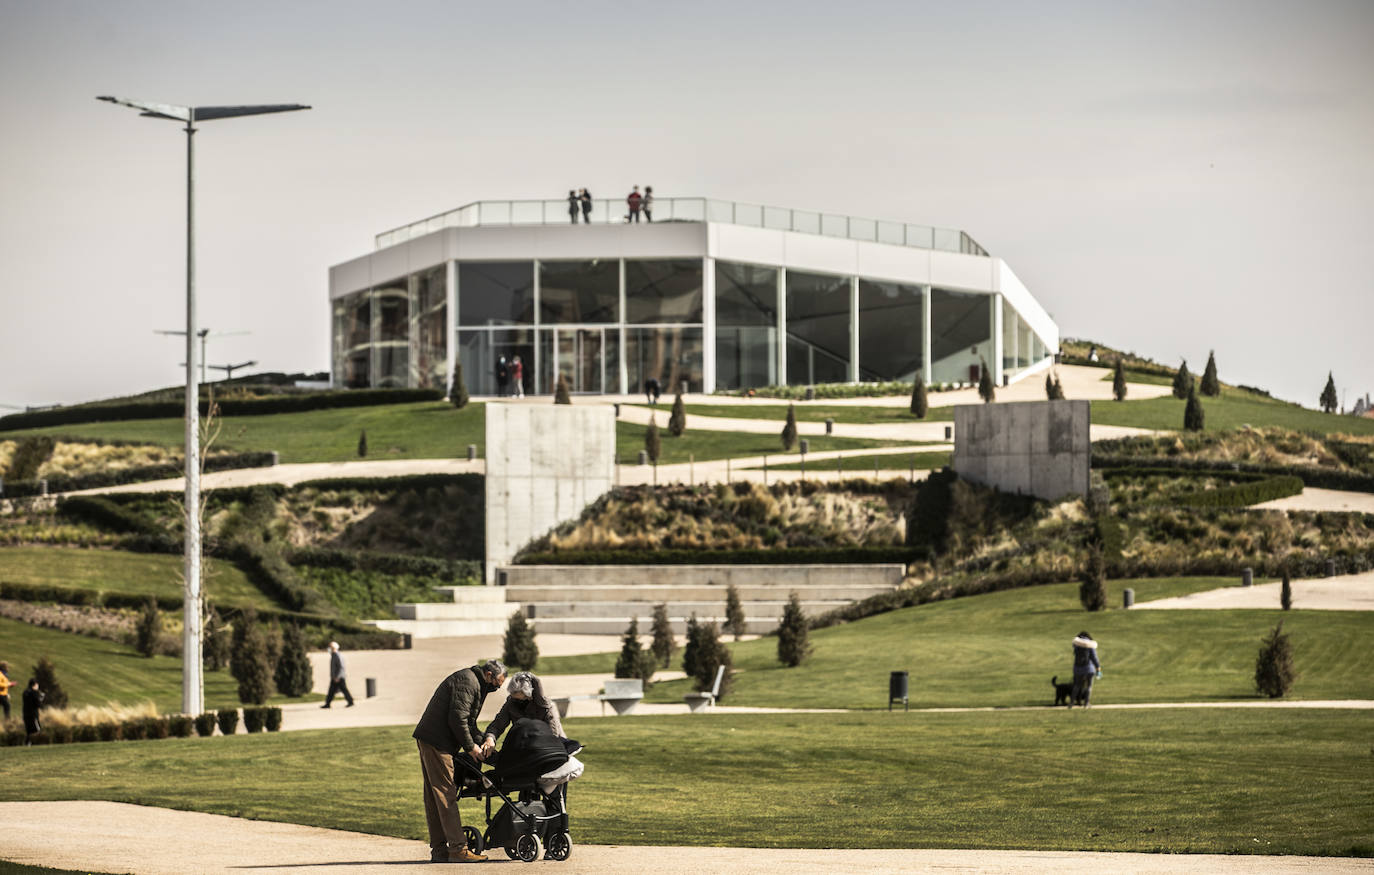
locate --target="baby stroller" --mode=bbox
[455,717,582,863]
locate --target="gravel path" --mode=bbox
[1132,572,1374,611]
[1,801,1366,874]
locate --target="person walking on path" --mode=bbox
[626,185,643,222]
[0,662,13,720]
[321,642,354,709]
[412,659,507,864]
[22,678,43,745]
[579,188,593,223]
[1069,632,1101,708]
[643,186,654,222]
[510,355,525,398]
[566,189,579,224]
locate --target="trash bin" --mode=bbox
[365,678,377,698]
[1241,567,1253,587]
[825,418,833,435]
[889,671,909,712]
[467,444,477,461]
[799,439,809,454]
[1123,588,1134,609]
[1326,559,1337,578]
[805,386,815,401]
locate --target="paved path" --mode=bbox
[1,801,1367,875]
[1254,487,1374,514]
[1132,572,1374,612]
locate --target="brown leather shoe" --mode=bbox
[449,847,488,863]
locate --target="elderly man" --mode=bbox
[412,659,507,864]
[321,641,353,708]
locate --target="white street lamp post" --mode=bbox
[98,97,309,715]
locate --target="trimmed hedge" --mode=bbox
[1,451,274,498]
[291,472,483,494]
[0,388,444,432]
[1100,467,1305,508]
[1092,453,1374,494]
[516,546,928,566]
[287,547,481,582]
[57,496,168,537]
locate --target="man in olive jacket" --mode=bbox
[413,659,507,864]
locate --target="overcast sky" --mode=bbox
[2,0,1370,410]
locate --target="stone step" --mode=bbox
[521,599,848,620]
[498,564,905,589]
[431,586,510,604]
[393,601,522,621]
[531,616,783,636]
[364,618,510,639]
[504,583,893,603]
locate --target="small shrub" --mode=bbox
[1320,372,1338,414]
[357,430,367,458]
[48,725,73,745]
[1184,385,1205,432]
[910,375,928,419]
[781,404,798,451]
[1255,620,1296,698]
[723,584,747,641]
[776,591,812,667]
[166,714,193,738]
[1281,570,1292,611]
[242,707,266,733]
[96,722,120,742]
[33,657,68,709]
[450,362,470,409]
[216,708,240,736]
[614,616,655,686]
[645,415,661,464]
[502,610,539,671]
[668,392,686,437]
[5,435,56,480]
[144,716,170,740]
[121,718,147,741]
[1112,358,1127,401]
[554,373,572,405]
[134,596,161,658]
[73,724,99,743]
[649,602,676,668]
[194,713,218,737]
[264,707,283,732]
[680,614,702,682]
[1078,543,1107,611]
[1044,372,1056,400]
[1172,359,1192,400]
[273,623,314,697]
[230,608,274,705]
[1200,351,1220,396]
[977,361,995,403]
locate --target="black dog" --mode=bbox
[1051,676,1074,706]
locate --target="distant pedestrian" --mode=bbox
[644,377,661,405]
[496,355,509,397]
[567,189,579,224]
[322,641,355,708]
[511,356,525,398]
[0,661,13,719]
[626,186,642,222]
[579,189,593,224]
[643,186,654,222]
[1069,632,1101,708]
[22,678,43,745]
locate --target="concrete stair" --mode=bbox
[364,586,520,639]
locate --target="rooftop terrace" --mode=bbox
[375,197,990,257]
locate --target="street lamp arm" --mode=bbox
[193,104,311,120]
[96,95,189,121]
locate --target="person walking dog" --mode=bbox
[321,641,354,708]
[413,659,508,864]
[1069,632,1101,708]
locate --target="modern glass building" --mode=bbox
[329,198,1058,396]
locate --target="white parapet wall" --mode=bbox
[952,400,1090,501]
[484,402,616,582]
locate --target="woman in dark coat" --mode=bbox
[1070,632,1101,708]
[22,678,44,745]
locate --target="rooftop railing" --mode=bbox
[374,197,989,257]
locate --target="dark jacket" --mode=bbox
[22,686,43,733]
[1073,642,1101,676]
[330,650,346,681]
[490,717,569,786]
[413,666,494,754]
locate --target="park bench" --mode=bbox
[552,678,644,718]
[683,665,726,713]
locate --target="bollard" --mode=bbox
[799,439,809,454]
[614,403,620,417]
[1123,588,1134,609]
[889,670,909,711]
[1326,559,1337,578]
[825,418,834,435]
[1241,568,1253,587]
[402,633,413,650]
[638,450,648,465]
[269,451,279,466]
[805,386,815,401]
[467,444,477,461]
[944,426,952,440]
[365,678,377,698]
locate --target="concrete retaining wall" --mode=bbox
[497,563,905,589]
[952,400,1089,501]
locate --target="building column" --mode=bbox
[992,294,1004,386]
[702,256,716,394]
[849,275,860,383]
[618,259,628,395]
[532,260,542,394]
[445,260,458,398]
[776,268,787,385]
[921,285,932,384]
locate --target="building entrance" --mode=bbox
[539,326,618,394]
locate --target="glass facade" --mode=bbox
[857,279,923,382]
[412,265,447,389]
[786,270,850,385]
[540,326,620,394]
[929,287,992,385]
[627,325,703,394]
[539,260,618,323]
[458,328,535,397]
[626,260,703,323]
[715,261,777,390]
[459,262,534,326]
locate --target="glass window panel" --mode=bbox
[716,325,777,390]
[1001,299,1019,374]
[793,211,820,234]
[626,326,703,395]
[933,228,962,252]
[375,344,408,388]
[538,326,614,394]
[929,288,992,385]
[877,221,904,245]
[716,261,777,328]
[459,328,535,397]
[458,262,534,326]
[413,266,447,390]
[375,284,408,343]
[786,270,850,385]
[735,203,762,227]
[849,217,876,241]
[906,224,934,248]
[1018,323,1032,368]
[625,259,702,324]
[857,279,923,382]
[539,259,618,324]
[763,206,790,230]
[821,214,847,238]
[707,200,734,223]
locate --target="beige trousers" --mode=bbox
[417,740,465,852]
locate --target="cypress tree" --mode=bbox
[1255,620,1296,698]
[668,392,686,437]
[680,614,702,681]
[261,621,283,680]
[229,608,273,705]
[690,621,734,700]
[203,605,232,671]
[450,362,469,408]
[32,657,68,709]
[781,404,798,451]
[1078,543,1107,612]
[978,360,995,403]
[1280,570,1292,611]
[1172,360,1191,400]
[1112,358,1127,402]
[614,616,655,686]
[1044,372,1056,400]
[554,373,572,404]
[134,596,161,658]
[1184,384,1205,432]
[357,430,367,458]
[649,602,676,668]
[1200,350,1220,397]
[776,590,813,667]
[273,623,314,697]
[1053,374,1066,400]
[910,373,928,419]
[1320,372,1338,414]
[502,609,539,670]
[723,584,747,641]
[645,414,661,463]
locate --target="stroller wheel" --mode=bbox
[513,832,543,863]
[461,825,485,854]
[544,831,572,861]
[504,845,519,860]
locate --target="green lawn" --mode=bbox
[1097,367,1175,387]
[0,710,1369,855]
[1090,387,1374,435]
[0,547,279,610]
[0,616,307,713]
[769,450,951,471]
[615,421,913,465]
[539,577,1374,709]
